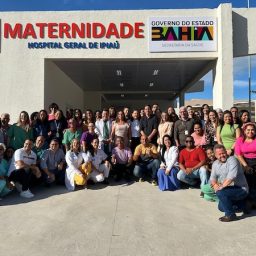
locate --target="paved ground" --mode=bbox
[1,181,256,256]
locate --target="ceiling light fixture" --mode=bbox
[149,82,154,87]
[116,70,122,76]
[121,94,125,98]
[120,82,124,87]
[153,69,159,76]
[144,94,148,97]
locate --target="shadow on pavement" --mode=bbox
[0,178,135,205]
[0,185,69,206]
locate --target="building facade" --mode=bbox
[0,4,255,120]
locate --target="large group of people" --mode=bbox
[0,102,255,222]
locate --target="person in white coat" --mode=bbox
[65,139,91,191]
[89,138,110,184]
[94,109,112,155]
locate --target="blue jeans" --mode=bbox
[216,186,248,216]
[133,159,160,180]
[177,166,208,187]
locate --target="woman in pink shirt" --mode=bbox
[191,122,206,147]
[235,122,256,207]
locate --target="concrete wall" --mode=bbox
[233,8,256,57]
[0,55,45,123]
[0,7,218,118]
[1,5,254,116]
[212,4,233,110]
[44,60,84,112]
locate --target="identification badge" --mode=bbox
[185,130,189,135]
[56,132,60,138]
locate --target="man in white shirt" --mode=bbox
[8,139,41,198]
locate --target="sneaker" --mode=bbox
[20,189,34,199]
[151,180,158,186]
[15,182,22,193]
[139,178,144,183]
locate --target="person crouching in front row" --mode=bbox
[65,138,91,191]
[133,135,160,186]
[40,139,66,186]
[177,136,208,193]
[89,138,110,184]
[111,136,133,182]
[210,144,249,222]
[8,139,41,198]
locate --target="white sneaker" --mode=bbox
[20,189,34,198]
[15,182,22,193]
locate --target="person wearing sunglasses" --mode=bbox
[177,136,208,193]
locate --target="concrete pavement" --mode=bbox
[1,181,256,256]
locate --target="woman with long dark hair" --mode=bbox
[48,102,59,121]
[216,110,241,155]
[235,122,256,208]
[201,104,210,127]
[191,122,206,147]
[34,109,50,144]
[205,110,219,146]
[88,138,110,184]
[7,111,34,150]
[62,118,82,152]
[157,112,173,150]
[74,108,83,130]
[239,110,251,127]
[157,135,180,191]
[111,111,131,147]
[48,110,67,144]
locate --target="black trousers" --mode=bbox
[9,169,31,191]
[130,137,140,154]
[112,163,133,180]
[244,158,256,197]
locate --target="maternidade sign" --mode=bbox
[149,17,217,52]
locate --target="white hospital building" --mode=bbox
[0,3,255,119]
